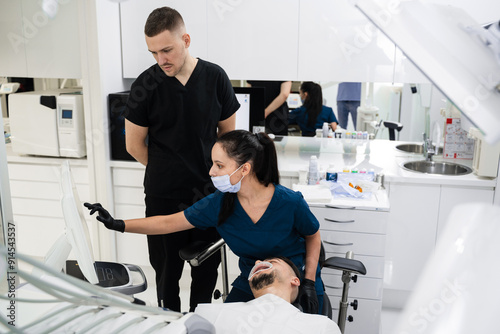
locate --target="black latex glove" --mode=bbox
[84,202,125,233]
[300,278,319,314]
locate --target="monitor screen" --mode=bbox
[233,87,265,133]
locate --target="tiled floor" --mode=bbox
[135,265,403,334]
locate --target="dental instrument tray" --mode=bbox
[65,260,148,295]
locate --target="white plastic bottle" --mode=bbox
[308,155,319,185]
[322,122,329,138]
[326,164,337,182]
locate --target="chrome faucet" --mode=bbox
[422,133,435,161]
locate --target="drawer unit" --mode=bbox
[312,206,388,234]
[322,230,386,257]
[311,204,388,334]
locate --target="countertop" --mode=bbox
[271,136,497,188]
[5,143,88,167]
[6,137,497,188]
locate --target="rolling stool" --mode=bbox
[383,121,403,141]
[179,239,230,301]
[322,251,367,334]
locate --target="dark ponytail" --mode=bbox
[216,130,280,225]
[301,81,323,128]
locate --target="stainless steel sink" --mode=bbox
[396,143,443,155]
[401,160,472,175]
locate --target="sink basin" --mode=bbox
[401,160,472,175]
[396,143,443,155]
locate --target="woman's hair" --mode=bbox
[300,81,323,128]
[216,130,280,225]
[144,7,185,37]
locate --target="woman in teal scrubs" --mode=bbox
[85,130,323,314]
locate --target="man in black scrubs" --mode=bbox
[124,7,240,312]
[247,80,292,136]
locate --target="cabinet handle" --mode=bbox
[325,284,342,290]
[324,240,354,246]
[324,218,355,224]
[325,205,356,210]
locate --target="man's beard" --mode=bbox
[250,271,276,291]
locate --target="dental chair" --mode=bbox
[179,239,366,333]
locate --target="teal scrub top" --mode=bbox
[184,184,322,295]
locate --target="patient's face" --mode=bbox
[250,271,276,291]
[249,258,290,291]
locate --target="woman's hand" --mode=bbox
[84,203,125,233]
[299,278,319,314]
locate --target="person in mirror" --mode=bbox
[336,82,361,130]
[288,81,338,137]
[195,256,340,334]
[85,130,323,314]
[247,81,292,136]
[123,7,240,312]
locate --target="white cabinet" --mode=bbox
[384,183,440,294]
[119,0,405,82]
[111,166,150,266]
[0,1,27,77]
[436,185,494,240]
[311,205,388,334]
[206,0,299,80]
[384,182,495,307]
[7,160,90,258]
[0,0,81,78]
[298,0,396,82]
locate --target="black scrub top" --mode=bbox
[125,59,240,200]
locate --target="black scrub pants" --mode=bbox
[145,197,221,312]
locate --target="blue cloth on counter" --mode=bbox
[184,184,323,298]
[289,105,338,137]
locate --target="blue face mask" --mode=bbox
[211,164,245,193]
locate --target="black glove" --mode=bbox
[84,202,125,233]
[299,279,319,314]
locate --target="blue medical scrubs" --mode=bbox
[184,184,324,308]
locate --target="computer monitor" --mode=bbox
[233,87,266,133]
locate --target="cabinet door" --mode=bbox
[329,295,382,334]
[298,0,395,82]
[120,0,208,79]
[21,0,81,78]
[437,185,494,240]
[385,183,440,292]
[206,0,299,80]
[0,1,27,77]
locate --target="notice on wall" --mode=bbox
[442,118,474,160]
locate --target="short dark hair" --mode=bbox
[264,256,301,280]
[144,7,184,37]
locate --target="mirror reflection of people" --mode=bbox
[289,82,338,136]
[247,81,292,136]
[123,7,240,312]
[336,82,361,130]
[85,130,323,314]
[195,257,341,334]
